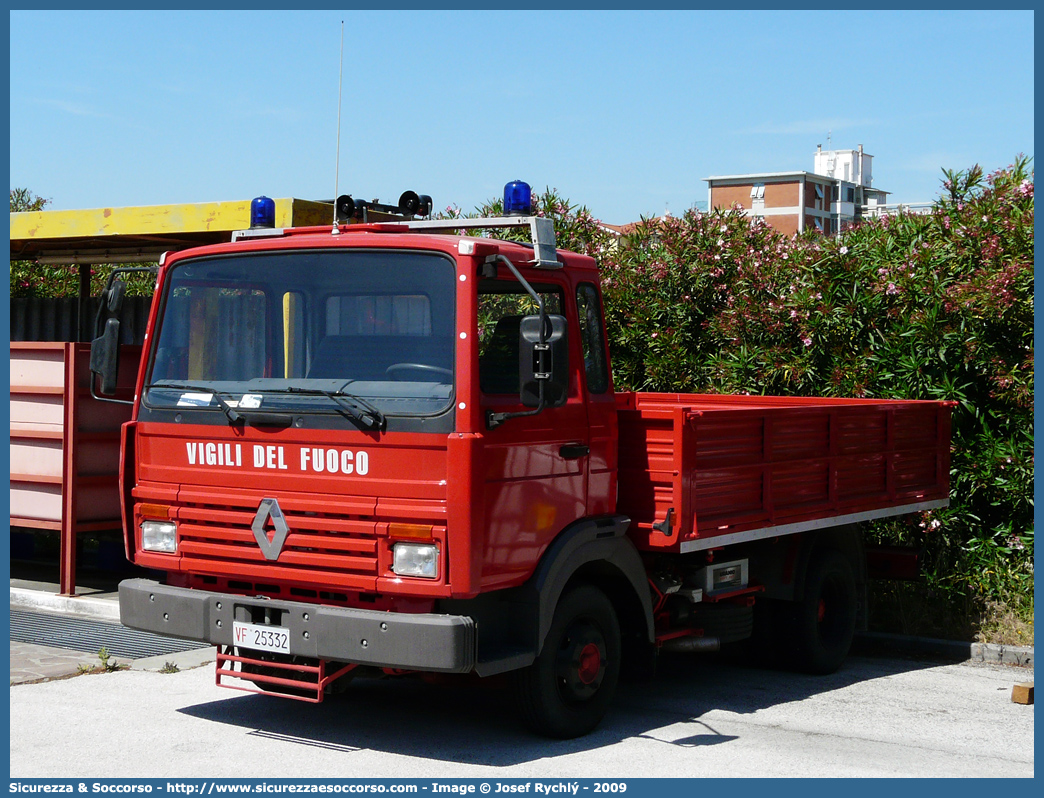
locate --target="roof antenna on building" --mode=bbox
[827,130,832,149]
[332,20,345,236]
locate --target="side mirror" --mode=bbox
[106,280,126,314]
[90,317,121,396]
[519,314,568,408]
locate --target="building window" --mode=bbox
[749,184,765,199]
[813,217,824,233]
[814,184,824,200]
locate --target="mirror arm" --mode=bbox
[89,373,134,405]
[486,255,547,430]
[491,255,545,323]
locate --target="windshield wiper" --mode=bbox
[282,385,386,431]
[145,382,242,425]
[146,382,387,431]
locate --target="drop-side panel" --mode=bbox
[615,392,951,552]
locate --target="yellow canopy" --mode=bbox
[10,198,335,264]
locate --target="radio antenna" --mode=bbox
[332,20,345,235]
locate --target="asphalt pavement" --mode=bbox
[10,637,1035,778]
[8,580,1035,778]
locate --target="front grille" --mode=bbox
[169,494,380,590]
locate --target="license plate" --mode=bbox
[233,621,290,654]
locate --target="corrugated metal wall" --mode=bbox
[10,297,152,345]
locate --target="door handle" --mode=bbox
[559,444,590,459]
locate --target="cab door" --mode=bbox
[477,275,590,588]
[576,281,617,517]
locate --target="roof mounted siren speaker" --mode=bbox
[335,194,355,223]
[396,191,434,218]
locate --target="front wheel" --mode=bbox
[514,585,621,738]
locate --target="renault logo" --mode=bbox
[251,498,290,561]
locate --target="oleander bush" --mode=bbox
[477,157,1033,640]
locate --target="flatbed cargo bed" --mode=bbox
[615,392,952,553]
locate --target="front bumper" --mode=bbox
[119,578,476,673]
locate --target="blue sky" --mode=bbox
[9,9,1035,225]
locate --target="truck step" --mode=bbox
[214,646,355,703]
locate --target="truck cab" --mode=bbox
[98,204,652,737]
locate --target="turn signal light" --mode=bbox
[139,503,171,519]
[388,523,434,540]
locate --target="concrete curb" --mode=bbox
[10,587,120,622]
[10,587,213,680]
[854,631,1034,669]
[129,646,215,673]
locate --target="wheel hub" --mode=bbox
[577,643,601,685]
[555,622,607,702]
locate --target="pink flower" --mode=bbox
[887,283,899,295]
[802,337,812,347]
[839,246,848,255]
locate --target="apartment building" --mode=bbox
[705,145,890,235]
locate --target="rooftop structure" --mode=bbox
[704,146,891,235]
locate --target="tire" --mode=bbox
[792,549,857,674]
[514,585,621,739]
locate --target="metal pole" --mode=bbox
[77,263,91,342]
[332,21,345,234]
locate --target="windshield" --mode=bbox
[142,248,456,428]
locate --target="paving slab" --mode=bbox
[9,640,101,685]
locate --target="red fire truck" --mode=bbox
[91,183,951,738]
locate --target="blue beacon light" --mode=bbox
[503,180,532,215]
[250,196,276,228]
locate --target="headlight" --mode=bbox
[141,520,177,553]
[392,542,438,579]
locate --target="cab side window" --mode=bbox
[577,283,609,394]
[478,285,564,396]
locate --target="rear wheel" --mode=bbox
[514,585,621,739]
[792,550,857,674]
